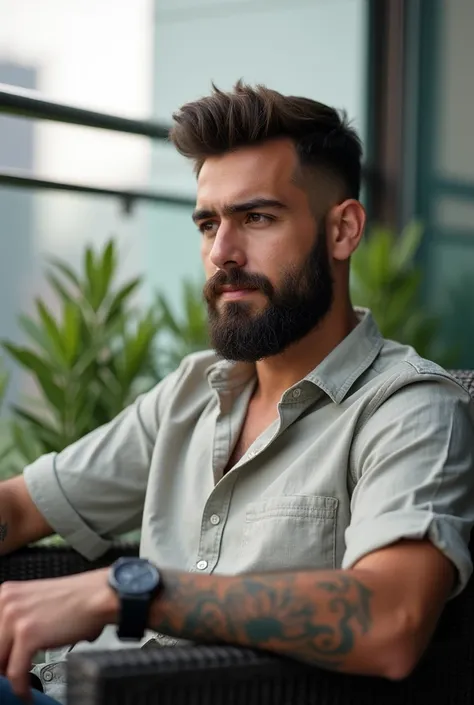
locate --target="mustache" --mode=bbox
[203,268,274,302]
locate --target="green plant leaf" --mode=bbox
[48,257,81,289]
[85,246,95,288]
[100,240,116,301]
[0,440,13,464]
[11,421,44,464]
[12,407,58,434]
[73,398,98,437]
[5,239,167,450]
[366,229,393,289]
[116,312,159,389]
[62,301,81,365]
[85,245,107,311]
[1,343,53,380]
[0,364,9,409]
[46,272,74,304]
[156,293,183,337]
[36,299,67,365]
[13,409,63,453]
[18,315,58,360]
[35,373,66,415]
[394,221,424,271]
[349,220,455,364]
[104,277,142,325]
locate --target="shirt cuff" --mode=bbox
[23,453,112,560]
[342,510,472,598]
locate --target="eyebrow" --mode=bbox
[191,198,287,223]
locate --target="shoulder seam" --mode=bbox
[405,360,468,394]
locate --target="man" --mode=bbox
[0,82,473,705]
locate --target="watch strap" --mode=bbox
[117,595,150,641]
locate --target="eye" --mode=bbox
[246,213,273,225]
[199,221,218,236]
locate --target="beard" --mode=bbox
[203,223,334,362]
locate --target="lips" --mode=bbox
[219,285,258,294]
[203,269,272,305]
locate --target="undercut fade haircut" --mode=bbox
[169,81,363,200]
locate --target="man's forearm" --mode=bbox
[0,484,17,555]
[0,476,53,555]
[149,568,418,679]
[0,507,11,554]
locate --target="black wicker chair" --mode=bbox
[1,370,473,705]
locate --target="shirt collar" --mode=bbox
[304,308,383,403]
[206,308,384,403]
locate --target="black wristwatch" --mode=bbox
[108,557,161,641]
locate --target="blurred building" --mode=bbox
[0,0,473,381]
[367,0,474,366]
[0,62,36,404]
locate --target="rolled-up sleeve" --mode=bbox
[343,375,474,596]
[23,375,172,560]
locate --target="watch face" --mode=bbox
[113,559,159,595]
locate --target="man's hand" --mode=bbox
[0,568,118,700]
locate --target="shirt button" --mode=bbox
[292,388,302,399]
[210,514,220,525]
[196,560,208,570]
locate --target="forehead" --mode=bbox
[196,139,303,207]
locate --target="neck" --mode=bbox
[254,300,359,405]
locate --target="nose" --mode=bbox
[208,222,247,270]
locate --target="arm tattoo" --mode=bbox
[154,571,373,669]
[0,516,8,542]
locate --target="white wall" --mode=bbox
[150,0,368,306]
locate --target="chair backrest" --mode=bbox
[449,369,474,397]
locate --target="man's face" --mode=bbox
[194,139,334,362]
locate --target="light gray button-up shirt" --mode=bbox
[24,309,474,699]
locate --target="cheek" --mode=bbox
[251,247,296,284]
[202,260,216,283]
[200,243,213,274]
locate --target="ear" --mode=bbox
[327,200,366,261]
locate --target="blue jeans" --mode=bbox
[0,677,60,704]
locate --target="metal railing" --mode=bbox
[0,83,194,212]
[0,169,195,214]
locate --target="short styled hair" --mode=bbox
[169,81,363,200]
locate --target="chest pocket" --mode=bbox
[239,495,338,572]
